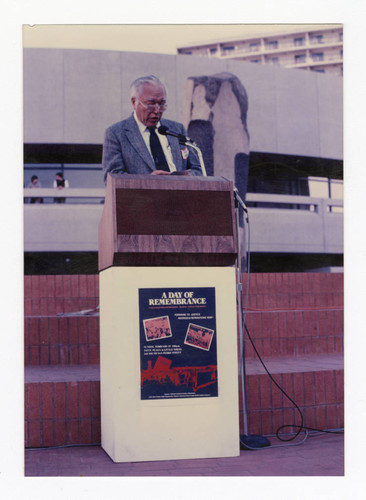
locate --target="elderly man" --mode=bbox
[102,75,202,183]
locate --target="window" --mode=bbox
[310,34,323,44]
[312,52,324,62]
[267,57,279,65]
[223,45,235,54]
[330,179,343,199]
[294,37,305,47]
[339,32,343,42]
[250,59,260,63]
[249,42,260,52]
[308,177,329,198]
[308,177,343,198]
[266,40,278,50]
[209,47,217,54]
[294,54,306,64]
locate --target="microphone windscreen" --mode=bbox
[158,125,168,135]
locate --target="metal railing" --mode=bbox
[23,189,343,253]
[24,188,106,203]
[23,188,343,211]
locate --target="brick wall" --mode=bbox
[242,273,343,358]
[24,272,344,446]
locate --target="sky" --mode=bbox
[22,23,340,54]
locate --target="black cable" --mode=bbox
[244,323,344,443]
[244,323,304,441]
[235,194,342,449]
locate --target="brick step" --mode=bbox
[24,311,343,366]
[24,354,343,448]
[242,353,344,435]
[25,365,101,448]
[24,315,100,366]
[244,308,343,359]
[24,274,343,314]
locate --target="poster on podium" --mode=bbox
[139,287,218,400]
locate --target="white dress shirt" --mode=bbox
[133,112,177,172]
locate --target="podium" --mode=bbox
[98,174,240,462]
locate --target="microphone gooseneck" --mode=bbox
[157,126,190,145]
[157,126,207,176]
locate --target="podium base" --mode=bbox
[99,266,240,462]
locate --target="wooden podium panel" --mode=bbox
[98,174,237,270]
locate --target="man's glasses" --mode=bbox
[137,99,167,111]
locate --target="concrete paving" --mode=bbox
[25,431,343,477]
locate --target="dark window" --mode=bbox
[295,54,306,64]
[294,37,305,46]
[267,40,278,49]
[249,42,260,52]
[310,34,323,44]
[312,52,324,62]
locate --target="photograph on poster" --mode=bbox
[143,315,172,341]
[184,323,215,351]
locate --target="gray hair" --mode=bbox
[130,75,166,98]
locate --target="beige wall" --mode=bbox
[23,48,343,160]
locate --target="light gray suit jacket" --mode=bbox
[102,114,202,183]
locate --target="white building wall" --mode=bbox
[23,48,343,161]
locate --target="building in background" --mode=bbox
[177,25,343,77]
[23,48,343,274]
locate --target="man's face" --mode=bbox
[132,83,166,128]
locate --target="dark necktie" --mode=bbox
[148,127,170,171]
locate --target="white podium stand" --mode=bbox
[100,266,239,462]
[98,175,240,462]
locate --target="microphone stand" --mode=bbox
[234,192,249,436]
[158,127,207,176]
[233,188,271,450]
[178,138,207,177]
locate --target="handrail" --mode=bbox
[24,188,106,198]
[23,188,343,211]
[245,193,343,211]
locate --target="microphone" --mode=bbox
[157,125,191,145]
[158,125,207,176]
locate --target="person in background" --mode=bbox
[53,172,69,203]
[27,175,43,204]
[102,75,202,183]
